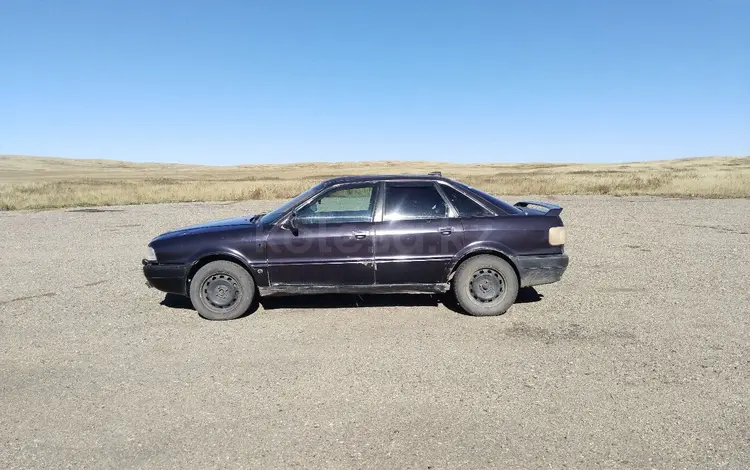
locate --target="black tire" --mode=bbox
[453,255,519,317]
[189,260,255,321]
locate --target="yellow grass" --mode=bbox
[1,155,748,210]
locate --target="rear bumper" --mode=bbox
[143,260,189,295]
[516,254,569,287]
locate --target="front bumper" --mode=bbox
[142,260,189,295]
[516,254,569,287]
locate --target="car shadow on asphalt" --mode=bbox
[160,287,542,316]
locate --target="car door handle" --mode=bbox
[352,231,368,240]
[439,227,453,235]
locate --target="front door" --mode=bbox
[373,182,464,284]
[265,183,378,286]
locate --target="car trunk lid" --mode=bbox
[514,201,563,217]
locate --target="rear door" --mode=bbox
[373,182,464,285]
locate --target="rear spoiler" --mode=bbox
[514,201,563,217]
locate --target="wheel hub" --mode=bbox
[469,268,504,302]
[203,274,239,309]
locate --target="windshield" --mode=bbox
[259,182,327,225]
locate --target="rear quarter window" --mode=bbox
[440,184,494,217]
[454,182,524,215]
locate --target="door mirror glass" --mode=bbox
[282,212,299,231]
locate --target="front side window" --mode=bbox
[441,184,494,217]
[384,183,448,221]
[260,182,327,225]
[296,185,376,224]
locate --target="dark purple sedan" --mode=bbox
[143,173,568,320]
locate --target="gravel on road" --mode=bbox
[1,196,748,468]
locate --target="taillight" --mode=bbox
[549,227,566,246]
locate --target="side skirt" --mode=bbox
[258,283,451,297]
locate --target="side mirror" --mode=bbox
[284,212,299,233]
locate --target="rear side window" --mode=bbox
[384,183,448,221]
[441,184,493,217]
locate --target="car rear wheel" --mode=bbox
[189,260,255,321]
[453,255,519,316]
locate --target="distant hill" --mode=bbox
[1,154,748,209]
[2,154,748,183]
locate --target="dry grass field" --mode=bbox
[1,154,748,210]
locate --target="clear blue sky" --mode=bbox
[1,0,748,164]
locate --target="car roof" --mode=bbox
[313,174,522,216]
[320,174,452,186]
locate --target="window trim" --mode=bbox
[274,177,502,226]
[378,180,455,223]
[374,181,386,222]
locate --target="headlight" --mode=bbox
[145,246,157,262]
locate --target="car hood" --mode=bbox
[152,216,257,242]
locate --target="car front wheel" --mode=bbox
[189,260,256,320]
[453,255,519,316]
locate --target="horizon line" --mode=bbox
[2,153,748,168]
